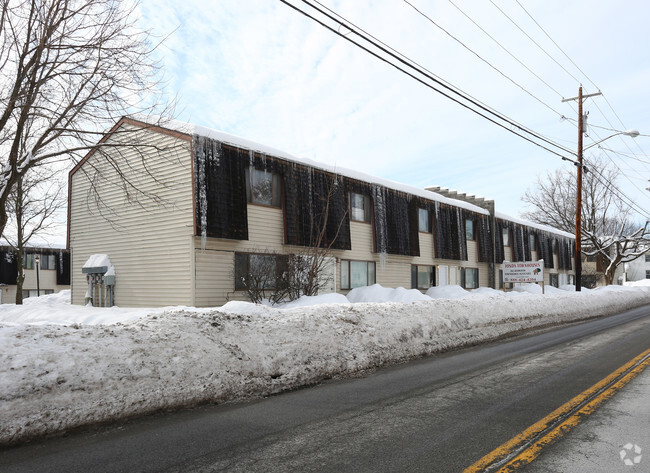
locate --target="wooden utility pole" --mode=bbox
[562,87,601,291]
[576,87,584,291]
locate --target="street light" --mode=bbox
[34,255,40,297]
[584,129,640,151]
[563,87,639,291]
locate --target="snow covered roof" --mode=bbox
[82,254,112,272]
[132,117,575,238]
[494,212,575,239]
[148,118,490,216]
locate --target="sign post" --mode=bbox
[503,260,544,294]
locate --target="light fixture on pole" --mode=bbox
[34,255,40,297]
[562,87,638,291]
[583,129,640,150]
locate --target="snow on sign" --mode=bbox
[503,260,544,283]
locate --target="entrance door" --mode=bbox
[449,266,458,285]
[438,265,448,286]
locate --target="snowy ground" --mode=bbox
[1,284,649,445]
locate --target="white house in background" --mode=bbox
[67,118,575,308]
[0,246,71,304]
[613,248,650,283]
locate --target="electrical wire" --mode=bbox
[513,0,650,172]
[281,0,577,162]
[583,156,650,218]
[487,0,582,85]
[445,0,564,101]
[403,0,567,119]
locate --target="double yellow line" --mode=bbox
[464,348,650,472]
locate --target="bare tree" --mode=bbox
[5,165,65,303]
[235,176,347,304]
[0,0,173,239]
[521,157,650,285]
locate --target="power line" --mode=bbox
[445,0,565,101]
[513,0,598,91]
[513,0,650,168]
[280,0,577,162]
[403,0,567,119]
[487,0,582,85]
[583,157,650,218]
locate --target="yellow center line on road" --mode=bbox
[463,348,650,473]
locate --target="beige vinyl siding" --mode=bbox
[69,125,194,307]
[0,268,68,304]
[194,205,287,306]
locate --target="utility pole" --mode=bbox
[562,86,601,291]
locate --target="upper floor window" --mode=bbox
[419,208,431,232]
[245,167,281,207]
[23,253,34,269]
[349,192,371,223]
[466,219,475,240]
[502,228,511,247]
[40,254,56,270]
[645,253,650,262]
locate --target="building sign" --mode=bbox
[503,260,544,283]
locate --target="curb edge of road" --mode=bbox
[463,348,650,472]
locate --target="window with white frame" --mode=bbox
[466,219,475,240]
[341,260,375,289]
[245,167,282,207]
[411,265,435,289]
[502,228,511,247]
[529,234,536,252]
[418,208,431,232]
[460,267,479,289]
[349,192,371,223]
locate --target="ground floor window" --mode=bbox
[498,270,513,290]
[411,265,435,289]
[646,270,650,279]
[549,273,559,288]
[461,268,479,289]
[22,289,54,299]
[341,260,376,289]
[234,253,288,290]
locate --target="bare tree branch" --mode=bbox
[521,157,650,285]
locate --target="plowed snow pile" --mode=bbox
[1,285,648,444]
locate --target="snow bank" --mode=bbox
[1,286,649,445]
[347,284,431,303]
[625,279,650,287]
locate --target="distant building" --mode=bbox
[68,118,575,307]
[0,246,71,304]
[614,249,650,284]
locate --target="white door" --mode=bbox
[450,267,458,285]
[438,265,448,286]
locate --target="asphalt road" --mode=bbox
[2,305,650,473]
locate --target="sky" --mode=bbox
[131,0,650,223]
